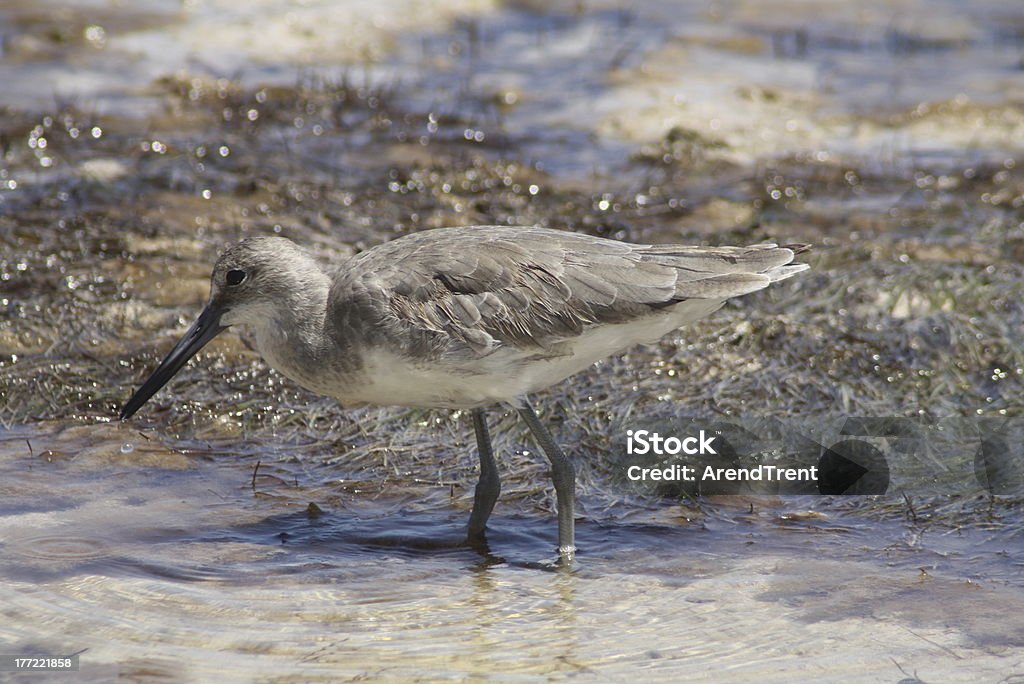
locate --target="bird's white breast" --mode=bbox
[339,298,726,409]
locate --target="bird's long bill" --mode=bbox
[120,303,226,420]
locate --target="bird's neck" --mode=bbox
[249,271,351,396]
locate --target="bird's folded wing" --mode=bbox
[350,227,803,356]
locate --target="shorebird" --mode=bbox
[120,226,809,559]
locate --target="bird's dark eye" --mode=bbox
[226,269,247,286]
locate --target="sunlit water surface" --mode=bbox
[2,425,1022,681]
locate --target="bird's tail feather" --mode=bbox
[765,262,810,283]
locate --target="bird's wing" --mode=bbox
[347,226,805,356]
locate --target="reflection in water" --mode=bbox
[2,423,1022,680]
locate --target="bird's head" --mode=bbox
[120,236,319,420]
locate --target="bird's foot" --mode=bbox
[557,544,577,564]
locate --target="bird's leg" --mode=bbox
[517,402,576,559]
[467,408,501,541]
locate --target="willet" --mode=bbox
[121,226,809,559]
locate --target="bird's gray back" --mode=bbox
[332,226,805,360]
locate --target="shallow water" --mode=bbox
[4,0,1022,172]
[2,0,1024,680]
[2,424,1022,681]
